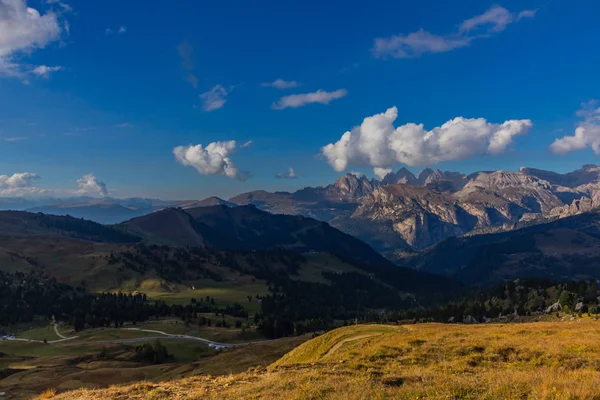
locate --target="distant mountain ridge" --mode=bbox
[4,164,600,255]
[0,210,140,243]
[225,164,600,254]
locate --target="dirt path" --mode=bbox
[53,323,67,339]
[322,333,379,358]
[8,326,278,348]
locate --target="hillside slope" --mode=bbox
[407,209,600,285]
[43,320,600,400]
[0,211,139,243]
[120,205,393,268]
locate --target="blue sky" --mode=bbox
[1,0,599,199]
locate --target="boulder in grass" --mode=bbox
[546,302,561,313]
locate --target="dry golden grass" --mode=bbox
[35,389,57,399]
[1,335,306,400]
[40,319,600,399]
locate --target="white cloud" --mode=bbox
[550,101,600,155]
[275,167,298,179]
[0,172,112,198]
[199,85,229,112]
[374,167,392,179]
[116,123,134,128]
[241,140,253,148]
[321,106,532,174]
[458,5,514,34]
[0,172,42,196]
[517,9,538,21]
[373,5,537,59]
[31,65,62,77]
[272,89,347,110]
[76,174,108,197]
[0,0,64,78]
[373,29,471,59]
[106,25,126,35]
[0,172,40,188]
[173,140,249,181]
[262,79,301,89]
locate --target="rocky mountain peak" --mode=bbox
[381,167,418,185]
[464,170,552,190]
[417,168,436,184]
[520,164,600,188]
[582,164,600,170]
[329,173,376,201]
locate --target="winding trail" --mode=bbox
[323,333,379,358]
[53,323,68,340]
[7,326,275,348]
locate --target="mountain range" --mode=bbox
[5,164,600,257]
[0,206,457,299]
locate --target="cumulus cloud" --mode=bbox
[0,0,64,78]
[373,5,537,59]
[321,107,532,175]
[199,85,229,112]
[275,167,298,179]
[0,172,113,198]
[272,89,347,110]
[550,101,600,155]
[0,172,42,196]
[173,140,249,181]
[76,174,109,197]
[262,79,301,89]
[0,172,40,188]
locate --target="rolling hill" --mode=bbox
[0,211,139,243]
[42,320,600,400]
[119,205,393,268]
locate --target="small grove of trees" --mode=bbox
[134,340,170,364]
[380,279,600,325]
[0,270,251,331]
[558,290,578,311]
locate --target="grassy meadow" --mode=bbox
[40,318,600,399]
[0,323,307,400]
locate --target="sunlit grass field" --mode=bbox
[43,318,600,399]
